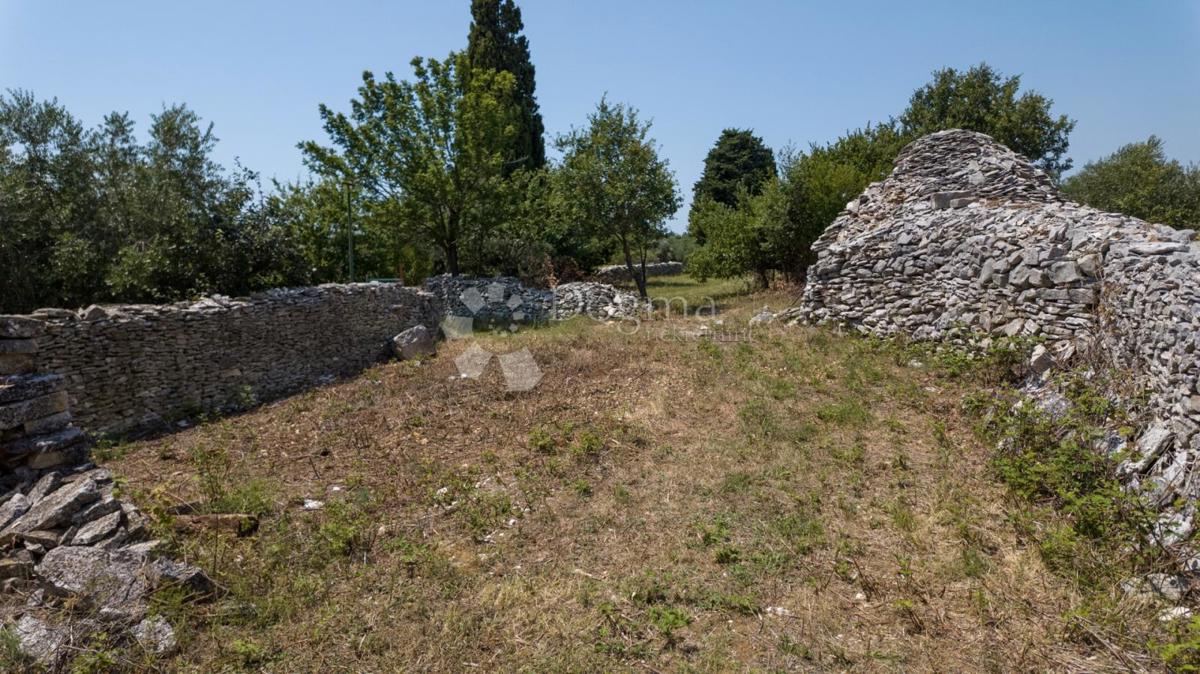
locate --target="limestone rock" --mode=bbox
[35,546,153,619]
[393,325,436,361]
[3,476,99,535]
[12,615,69,667]
[131,615,177,655]
[69,509,123,546]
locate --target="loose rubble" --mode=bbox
[798,128,1200,550]
[0,465,211,665]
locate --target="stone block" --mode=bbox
[0,374,64,404]
[0,316,43,339]
[393,325,436,361]
[0,391,69,431]
[0,353,35,375]
[23,411,72,435]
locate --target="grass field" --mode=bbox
[74,280,1189,672]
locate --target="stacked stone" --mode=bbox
[1,317,87,471]
[798,128,1200,543]
[27,283,437,437]
[423,275,644,325]
[1101,237,1200,530]
[0,465,209,665]
[423,275,555,325]
[591,261,684,283]
[552,282,645,320]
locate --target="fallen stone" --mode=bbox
[17,529,60,549]
[1122,573,1189,602]
[0,493,30,529]
[131,615,177,655]
[1028,344,1054,376]
[3,476,99,535]
[70,509,123,546]
[12,615,69,668]
[393,325,436,361]
[749,307,776,325]
[153,556,215,596]
[26,471,62,502]
[35,546,153,620]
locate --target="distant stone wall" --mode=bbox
[798,129,1200,539]
[13,283,437,437]
[591,261,684,283]
[422,275,644,328]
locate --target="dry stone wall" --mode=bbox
[1,318,88,472]
[591,261,684,283]
[10,283,438,438]
[798,129,1200,536]
[422,275,645,326]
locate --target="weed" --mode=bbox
[528,426,556,454]
[647,605,691,645]
[777,635,813,659]
[571,430,604,460]
[1153,616,1200,672]
[714,545,741,565]
[816,399,872,426]
[229,638,269,667]
[738,399,778,439]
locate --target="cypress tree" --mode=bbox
[466,0,546,171]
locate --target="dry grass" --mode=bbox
[78,281,1169,672]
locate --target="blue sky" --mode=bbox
[2,1,1198,231]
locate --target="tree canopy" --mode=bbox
[688,128,776,243]
[301,54,519,276]
[0,90,305,313]
[1063,136,1200,230]
[466,0,546,172]
[900,63,1076,176]
[554,98,681,298]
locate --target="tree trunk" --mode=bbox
[620,237,647,299]
[446,242,460,276]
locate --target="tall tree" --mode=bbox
[0,91,96,312]
[1063,136,1200,230]
[900,63,1076,176]
[555,98,681,299]
[0,91,306,312]
[466,0,545,172]
[301,53,518,275]
[688,128,776,243]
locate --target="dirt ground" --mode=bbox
[91,282,1166,672]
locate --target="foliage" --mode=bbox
[301,53,519,275]
[964,372,1163,585]
[1062,135,1200,230]
[689,128,776,243]
[900,63,1076,176]
[0,90,308,313]
[687,178,789,287]
[466,0,545,172]
[553,98,681,298]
